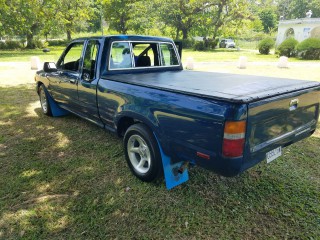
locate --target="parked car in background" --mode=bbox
[219,38,236,48]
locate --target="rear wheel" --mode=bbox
[123,123,162,182]
[39,84,52,116]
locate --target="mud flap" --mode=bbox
[44,88,69,117]
[154,135,189,190]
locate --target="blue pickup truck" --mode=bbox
[35,35,320,189]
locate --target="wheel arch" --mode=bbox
[36,81,44,94]
[115,112,160,138]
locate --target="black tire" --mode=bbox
[123,123,162,182]
[38,84,52,116]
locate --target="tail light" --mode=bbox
[222,120,246,158]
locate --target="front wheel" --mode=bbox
[39,84,52,116]
[123,123,162,182]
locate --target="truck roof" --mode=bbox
[73,35,174,43]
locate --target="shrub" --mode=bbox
[47,39,69,47]
[0,41,6,49]
[34,39,49,49]
[1,40,23,49]
[277,37,299,57]
[194,41,206,51]
[258,37,275,54]
[205,38,219,50]
[20,39,27,48]
[193,38,218,51]
[179,39,195,49]
[296,38,320,60]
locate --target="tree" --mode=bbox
[55,0,94,40]
[277,0,320,19]
[101,0,140,34]
[0,0,52,48]
[188,0,251,40]
[87,4,104,33]
[155,0,209,40]
[156,0,251,40]
[40,1,64,40]
[129,1,159,34]
[259,8,277,33]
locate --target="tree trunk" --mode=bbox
[175,28,180,39]
[26,33,35,49]
[119,15,127,34]
[26,24,39,49]
[212,1,225,40]
[182,29,188,40]
[67,30,72,41]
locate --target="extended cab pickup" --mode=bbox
[35,35,320,189]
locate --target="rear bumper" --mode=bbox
[195,120,317,177]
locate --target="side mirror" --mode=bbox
[43,62,57,73]
[82,72,91,82]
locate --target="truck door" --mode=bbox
[48,41,84,109]
[77,39,102,126]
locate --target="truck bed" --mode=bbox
[104,71,320,103]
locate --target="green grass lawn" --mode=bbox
[181,48,316,63]
[0,85,319,239]
[182,48,279,62]
[0,47,65,62]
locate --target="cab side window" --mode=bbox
[57,42,84,71]
[83,40,99,80]
[160,43,179,66]
[110,42,132,69]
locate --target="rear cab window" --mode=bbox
[109,41,180,70]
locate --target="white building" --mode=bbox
[276,18,320,46]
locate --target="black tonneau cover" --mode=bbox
[103,71,320,103]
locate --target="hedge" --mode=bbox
[258,37,275,55]
[277,37,299,57]
[296,38,320,60]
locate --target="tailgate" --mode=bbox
[244,87,320,166]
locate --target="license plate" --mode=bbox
[266,147,282,163]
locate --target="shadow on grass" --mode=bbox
[0,85,319,239]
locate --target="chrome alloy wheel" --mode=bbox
[127,134,151,174]
[40,88,48,113]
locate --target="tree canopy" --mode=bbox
[0,0,51,48]
[278,0,320,19]
[0,0,320,48]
